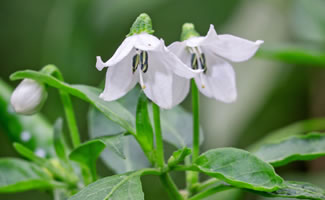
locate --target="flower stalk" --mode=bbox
[41,65,81,148]
[190,79,200,187]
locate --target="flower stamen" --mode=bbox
[139,70,146,89]
[140,51,148,73]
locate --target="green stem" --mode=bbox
[152,103,164,168]
[191,79,200,162]
[160,173,184,200]
[188,79,200,191]
[41,65,81,148]
[152,103,184,199]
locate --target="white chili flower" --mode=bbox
[10,79,48,115]
[168,23,263,103]
[96,14,199,109]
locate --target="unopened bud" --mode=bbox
[10,79,48,115]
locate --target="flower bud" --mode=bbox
[10,79,48,115]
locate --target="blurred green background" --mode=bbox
[1,0,325,199]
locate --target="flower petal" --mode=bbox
[142,51,189,109]
[134,33,161,51]
[201,24,263,62]
[99,50,138,101]
[97,36,136,70]
[166,40,203,78]
[195,55,237,103]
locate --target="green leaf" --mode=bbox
[69,140,106,181]
[53,118,68,162]
[256,181,325,200]
[69,134,126,180]
[249,117,325,151]
[195,148,283,192]
[13,143,47,165]
[101,134,126,159]
[10,70,136,134]
[254,132,325,167]
[69,172,144,200]
[88,87,149,173]
[257,45,325,67]
[136,93,154,161]
[0,158,53,193]
[0,79,53,156]
[168,147,191,167]
[158,105,204,148]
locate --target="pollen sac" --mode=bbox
[199,53,207,73]
[191,54,198,70]
[132,54,140,73]
[140,51,148,73]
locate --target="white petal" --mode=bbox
[133,33,161,51]
[99,50,138,101]
[201,25,263,62]
[195,56,237,103]
[185,36,205,47]
[168,41,188,63]
[98,36,136,69]
[165,40,202,79]
[142,51,189,109]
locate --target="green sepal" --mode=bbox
[127,13,154,37]
[180,23,200,41]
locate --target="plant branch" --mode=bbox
[160,173,184,200]
[41,65,81,148]
[189,79,200,191]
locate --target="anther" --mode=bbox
[132,54,140,73]
[140,51,148,73]
[199,53,207,73]
[191,54,198,70]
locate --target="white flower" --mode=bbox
[96,14,199,109]
[169,24,263,103]
[10,79,48,115]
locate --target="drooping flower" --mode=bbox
[168,23,263,103]
[10,79,48,115]
[96,14,199,109]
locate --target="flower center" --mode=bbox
[132,49,149,89]
[189,47,207,73]
[189,47,207,88]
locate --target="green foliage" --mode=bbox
[0,158,53,193]
[256,181,325,200]
[13,143,47,165]
[69,172,144,200]
[168,147,191,167]
[53,118,69,162]
[195,148,283,192]
[254,132,325,167]
[249,117,325,151]
[135,93,154,162]
[257,45,325,67]
[10,70,136,134]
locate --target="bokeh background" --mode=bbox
[1,0,325,199]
